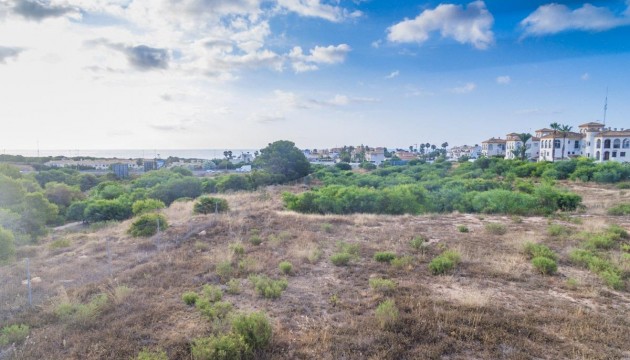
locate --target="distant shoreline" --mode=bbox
[0,149,258,160]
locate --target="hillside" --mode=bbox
[1,183,630,359]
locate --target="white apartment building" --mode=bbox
[481,138,506,157]
[578,122,630,162]
[505,133,540,161]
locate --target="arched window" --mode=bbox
[596,151,600,160]
[613,139,621,148]
[596,139,601,148]
[623,138,629,149]
[604,139,611,148]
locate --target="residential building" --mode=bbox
[505,133,540,161]
[365,147,386,165]
[539,131,583,161]
[481,138,506,157]
[578,122,630,162]
[448,145,481,160]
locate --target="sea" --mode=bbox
[1,149,258,160]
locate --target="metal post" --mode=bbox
[156,217,161,248]
[26,258,32,307]
[215,201,218,214]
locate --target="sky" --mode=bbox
[1,0,630,151]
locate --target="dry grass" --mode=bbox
[1,184,629,359]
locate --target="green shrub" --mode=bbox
[128,213,167,237]
[249,275,288,299]
[196,299,233,321]
[136,348,168,360]
[375,300,399,329]
[547,224,572,237]
[232,311,273,350]
[229,243,245,256]
[226,279,241,295]
[54,293,108,326]
[202,284,223,302]
[532,256,557,275]
[320,223,333,233]
[600,271,624,290]
[374,251,397,263]
[132,199,165,215]
[391,255,414,269]
[49,238,71,249]
[249,235,262,246]
[216,261,234,281]
[337,241,360,256]
[330,252,351,266]
[182,291,199,306]
[584,234,615,250]
[369,278,396,293]
[429,250,461,275]
[191,333,251,360]
[0,227,16,264]
[485,223,507,235]
[606,224,629,239]
[410,236,425,251]
[0,324,30,346]
[278,261,293,275]
[607,204,630,216]
[616,182,630,189]
[193,196,229,214]
[457,225,469,233]
[523,242,558,260]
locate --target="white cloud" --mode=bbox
[371,39,382,48]
[521,2,630,36]
[496,75,511,85]
[289,44,351,73]
[450,82,476,94]
[581,72,590,81]
[276,0,361,22]
[387,1,494,50]
[385,70,399,79]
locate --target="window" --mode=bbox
[621,152,626,157]
[612,152,617,158]
[574,141,579,149]
[613,139,621,148]
[596,151,600,160]
[604,139,611,148]
[596,139,601,148]
[623,139,629,149]
[554,139,561,148]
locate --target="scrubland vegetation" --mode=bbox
[1,151,630,359]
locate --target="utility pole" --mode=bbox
[26,258,32,307]
[603,87,609,125]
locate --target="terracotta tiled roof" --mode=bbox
[596,131,630,138]
[535,128,553,132]
[578,122,605,128]
[482,137,506,144]
[540,132,584,140]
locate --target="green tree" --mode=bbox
[0,175,26,208]
[549,123,571,161]
[0,164,22,179]
[44,182,84,211]
[19,192,59,240]
[254,140,310,183]
[512,133,533,161]
[0,226,16,264]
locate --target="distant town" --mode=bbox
[6,121,628,179]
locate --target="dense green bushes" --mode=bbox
[0,226,16,264]
[194,196,229,214]
[128,213,168,237]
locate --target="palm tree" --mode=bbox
[550,123,573,160]
[441,142,448,155]
[549,122,560,162]
[515,133,532,161]
[419,143,425,155]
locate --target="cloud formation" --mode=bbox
[496,75,511,85]
[387,1,494,50]
[450,82,476,94]
[89,40,171,70]
[13,0,76,21]
[0,46,22,63]
[276,0,361,22]
[289,44,351,73]
[386,70,400,79]
[521,2,630,36]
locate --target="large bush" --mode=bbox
[193,196,229,214]
[132,199,166,215]
[232,311,273,350]
[128,213,168,237]
[254,140,310,182]
[0,226,16,264]
[84,199,132,223]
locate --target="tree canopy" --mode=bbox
[254,140,310,182]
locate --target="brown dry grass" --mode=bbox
[1,184,629,359]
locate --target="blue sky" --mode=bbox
[0,0,629,151]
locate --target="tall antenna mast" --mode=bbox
[603,87,608,125]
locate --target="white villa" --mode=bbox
[365,147,386,165]
[505,133,540,161]
[448,145,481,160]
[481,138,506,157]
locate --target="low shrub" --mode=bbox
[128,213,167,237]
[232,311,273,350]
[249,275,288,299]
[0,227,15,264]
[410,236,425,251]
[584,234,615,250]
[278,261,293,275]
[375,300,399,329]
[429,251,460,275]
[374,251,397,263]
[229,243,245,256]
[249,235,262,246]
[606,224,629,239]
[136,348,168,360]
[191,333,251,360]
[547,224,572,237]
[182,291,199,306]
[320,223,333,233]
[337,241,360,256]
[523,242,558,260]
[330,252,351,266]
[369,278,396,294]
[49,238,71,249]
[485,223,507,235]
[0,324,30,346]
[193,196,229,214]
[202,284,223,302]
[132,199,165,215]
[457,225,469,233]
[54,293,109,327]
[532,256,557,275]
[600,271,624,290]
[196,299,233,321]
[391,255,414,269]
[215,261,234,282]
[226,279,241,295]
[607,204,630,216]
